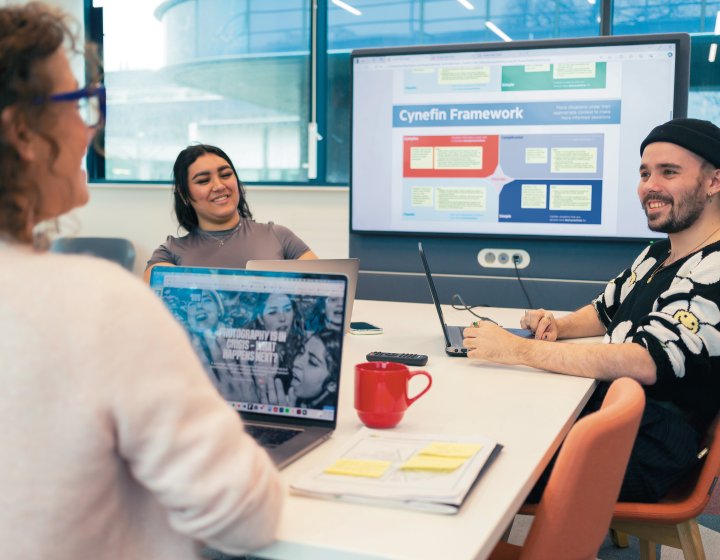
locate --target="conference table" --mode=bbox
[251,299,597,560]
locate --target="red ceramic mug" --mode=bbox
[354,361,433,429]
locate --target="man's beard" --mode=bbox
[644,178,707,234]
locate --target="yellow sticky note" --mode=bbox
[323,458,391,478]
[419,442,483,459]
[401,454,467,472]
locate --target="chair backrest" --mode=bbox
[653,412,720,518]
[610,409,720,527]
[520,377,645,560]
[50,237,136,272]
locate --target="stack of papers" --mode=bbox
[291,428,502,514]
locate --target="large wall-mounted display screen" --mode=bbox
[350,34,689,240]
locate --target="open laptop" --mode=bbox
[418,242,531,357]
[149,265,347,469]
[246,258,359,334]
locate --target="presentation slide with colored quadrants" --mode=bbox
[388,60,620,236]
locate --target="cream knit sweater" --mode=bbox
[0,241,283,558]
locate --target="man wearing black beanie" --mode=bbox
[464,117,720,503]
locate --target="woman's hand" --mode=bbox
[520,309,559,341]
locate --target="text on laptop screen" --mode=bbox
[150,267,346,422]
[351,34,689,240]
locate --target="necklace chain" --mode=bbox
[646,224,720,283]
[201,221,241,248]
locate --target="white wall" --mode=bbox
[70,184,350,276]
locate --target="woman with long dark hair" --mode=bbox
[144,144,316,280]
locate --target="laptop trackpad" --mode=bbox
[245,424,302,448]
[454,325,533,342]
[506,327,534,338]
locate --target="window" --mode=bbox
[88,0,720,185]
[613,0,720,128]
[326,0,601,183]
[98,0,310,182]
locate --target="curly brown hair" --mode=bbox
[0,3,97,243]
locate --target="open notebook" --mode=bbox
[292,428,502,514]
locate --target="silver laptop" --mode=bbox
[150,266,347,469]
[246,258,359,334]
[418,242,531,357]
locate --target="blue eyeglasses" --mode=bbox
[46,84,106,127]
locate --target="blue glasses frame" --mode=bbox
[47,84,106,127]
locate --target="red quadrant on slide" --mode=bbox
[402,135,498,178]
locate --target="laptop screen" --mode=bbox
[418,242,452,347]
[150,266,347,423]
[245,258,359,334]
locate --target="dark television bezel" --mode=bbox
[349,33,690,243]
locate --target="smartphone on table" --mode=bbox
[350,321,383,335]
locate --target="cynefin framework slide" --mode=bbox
[393,61,614,232]
[351,38,680,239]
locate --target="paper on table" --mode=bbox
[291,428,502,514]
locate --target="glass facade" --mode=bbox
[91,0,720,185]
[101,0,309,182]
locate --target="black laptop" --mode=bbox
[418,242,531,357]
[150,266,347,468]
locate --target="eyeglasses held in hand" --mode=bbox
[46,84,106,128]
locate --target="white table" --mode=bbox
[252,299,596,560]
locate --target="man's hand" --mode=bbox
[520,309,559,341]
[465,316,656,385]
[463,321,525,364]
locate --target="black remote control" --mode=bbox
[366,352,428,366]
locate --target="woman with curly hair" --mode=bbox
[0,4,282,558]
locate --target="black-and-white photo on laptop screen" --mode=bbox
[246,258,359,334]
[149,266,347,468]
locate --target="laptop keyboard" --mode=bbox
[245,424,302,448]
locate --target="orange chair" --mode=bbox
[490,377,645,560]
[609,413,720,560]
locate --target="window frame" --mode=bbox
[84,0,720,186]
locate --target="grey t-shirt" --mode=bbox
[146,218,311,269]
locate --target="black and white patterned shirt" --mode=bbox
[593,238,720,429]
